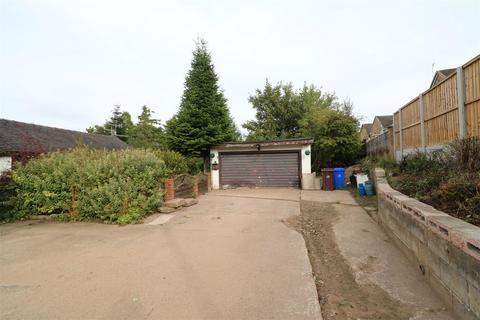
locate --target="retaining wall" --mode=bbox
[372,168,480,320]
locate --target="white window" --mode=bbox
[0,156,12,174]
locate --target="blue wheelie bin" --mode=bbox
[333,168,345,190]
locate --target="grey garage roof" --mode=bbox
[212,138,313,149]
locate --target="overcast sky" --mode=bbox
[1,0,479,133]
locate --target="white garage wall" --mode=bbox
[210,149,220,190]
[300,145,311,174]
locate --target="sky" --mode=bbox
[1,0,479,133]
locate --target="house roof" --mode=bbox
[360,123,373,134]
[375,115,393,128]
[430,68,456,88]
[0,119,128,154]
[212,138,313,149]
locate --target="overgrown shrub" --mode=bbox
[153,150,204,176]
[186,157,204,175]
[387,137,480,226]
[360,156,397,174]
[443,137,480,172]
[154,150,189,176]
[13,148,167,224]
[0,173,19,221]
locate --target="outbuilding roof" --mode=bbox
[0,118,128,154]
[212,138,313,149]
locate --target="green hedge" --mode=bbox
[13,148,168,224]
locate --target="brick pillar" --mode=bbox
[192,175,199,198]
[164,178,174,201]
[207,173,212,192]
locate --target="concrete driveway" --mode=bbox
[0,188,321,320]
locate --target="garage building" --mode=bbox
[209,138,313,189]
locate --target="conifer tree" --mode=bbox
[87,105,133,142]
[128,106,164,149]
[165,39,238,156]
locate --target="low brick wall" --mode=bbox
[372,168,480,320]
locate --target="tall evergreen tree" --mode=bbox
[128,106,164,149]
[87,105,133,142]
[165,39,238,157]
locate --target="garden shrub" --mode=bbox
[386,137,480,226]
[186,157,204,175]
[13,148,167,224]
[153,150,204,176]
[154,150,189,176]
[359,156,397,175]
[0,173,19,221]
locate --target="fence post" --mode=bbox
[419,94,426,152]
[393,114,397,158]
[399,109,403,158]
[207,172,212,192]
[192,175,199,198]
[164,178,174,201]
[456,66,467,139]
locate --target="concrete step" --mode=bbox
[164,198,186,208]
[159,206,176,214]
[183,198,199,207]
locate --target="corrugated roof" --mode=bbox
[0,119,128,154]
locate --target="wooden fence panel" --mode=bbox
[197,173,208,195]
[374,54,479,160]
[423,73,459,146]
[366,128,394,159]
[464,57,480,137]
[466,101,480,137]
[400,98,421,148]
[401,98,420,127]
[174,174,195,199]
[402,125,422,148]
[424,73,458,120]
[424,110,459,146]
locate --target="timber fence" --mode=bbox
[366,127,394,158]
[162,172,210,202]
[393,54,480,160]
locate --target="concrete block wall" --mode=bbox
[372,168,480,320]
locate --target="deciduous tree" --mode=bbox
[243,82,362,170]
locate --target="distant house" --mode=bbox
[359,123,373,143]
[370,115,393,138]
[430,68,456,88]
[0,119,128,173]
